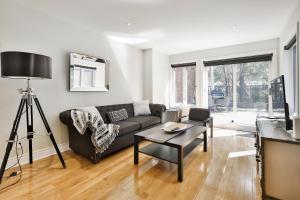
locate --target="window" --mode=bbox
[173,65,196,105]
[207,62,269,113]
[187,67,196,104]
[175,67,184,104]
[291,44,297,113]
[235,62,269,112]
[205,54,272,128]
[284,35,297,113]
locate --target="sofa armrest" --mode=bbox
[149,103,166,117]
[59,110,73,126]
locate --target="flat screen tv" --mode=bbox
[270,75,292,130]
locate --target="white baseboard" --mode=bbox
[6,143,69,170]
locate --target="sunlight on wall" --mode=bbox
[164,82,170,108]
[136,29,166,40]
[107,29,166,47]
[106,36,143,101]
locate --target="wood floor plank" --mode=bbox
[0,129,261,200]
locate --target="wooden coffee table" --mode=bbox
[134,123,207,182]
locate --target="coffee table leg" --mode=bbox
[178,147,183,182]
[204,130,207,152]
[134,135,139,165]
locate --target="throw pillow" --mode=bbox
[107,108,129,123]
[133,100,151,116]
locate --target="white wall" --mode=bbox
[0,1,143,158]
[143,49,153,101]
[279,2,300,115]
[279,2,300,74]
[169,39,279,107]
[152,51,171,107]
[143,49,171,107]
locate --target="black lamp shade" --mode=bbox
[1,51,52,79]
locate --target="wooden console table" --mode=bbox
[256,119,300,200]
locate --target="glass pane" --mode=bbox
[236,62,269,113]
[208,65,233,112]
[82,69,94,87]
[187,66,196,104]
[175,67,184,104]
[73,68,81,87]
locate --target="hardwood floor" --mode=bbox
[0,129,261,200]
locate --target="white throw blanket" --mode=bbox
[71,106,120,155]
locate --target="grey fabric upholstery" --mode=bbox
[127,116,161,129]
[149,104,166,117]
[107,108,129,123]
[189,108,210,122]
[96,104,134,124]
[114,120,140,136]
[183,120,205,126]
[188,107,213,138]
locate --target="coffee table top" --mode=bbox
[135,123,207,147]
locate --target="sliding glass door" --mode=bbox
[207,61,270,130]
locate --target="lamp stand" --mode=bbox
[0,80,66,184]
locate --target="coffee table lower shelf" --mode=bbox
[139,138,203,164]
[138,138,204,181]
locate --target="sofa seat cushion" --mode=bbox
[126,116,161,129]
[114,120,141,136]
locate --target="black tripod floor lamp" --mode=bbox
[0,51,66,184]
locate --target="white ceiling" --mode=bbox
[13,0,300,54]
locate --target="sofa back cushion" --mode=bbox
[107,108,129,123]
[133,100,151,116]
[96,103,134,124]
[189,108,210,121]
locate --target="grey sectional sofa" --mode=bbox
[59,103,166,163]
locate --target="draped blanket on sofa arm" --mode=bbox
[70,106,120,155]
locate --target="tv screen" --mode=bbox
[270,75,292,130]
[271,75,286,116]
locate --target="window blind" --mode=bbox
[284,35,296,50]
[171,62,196,68]
[203,53,273,67]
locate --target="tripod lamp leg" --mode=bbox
[33,96,66,168]
[0,98,26,183]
